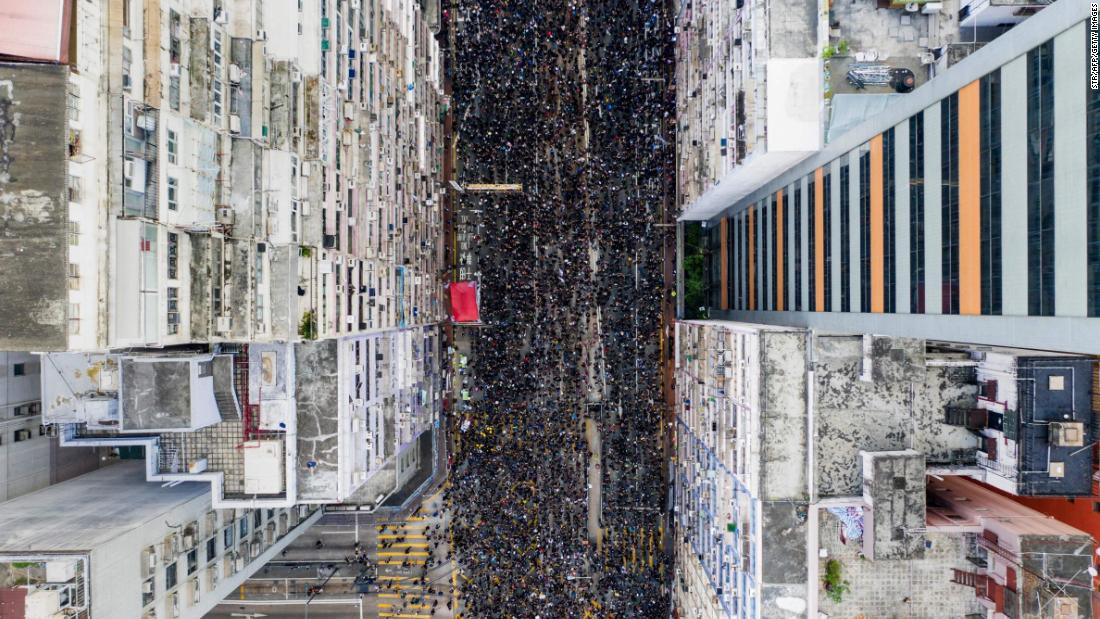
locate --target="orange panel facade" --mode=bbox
[815,168,825,312]
[720,218,729,310]
[775,190,785,312]
[958,80,982,315]
[870,135,885,313]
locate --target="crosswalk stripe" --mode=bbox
[377,534,427,539]
[378,614,431,619]
[379,551,430,557]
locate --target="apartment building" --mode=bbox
[671,320,1096,618]
[0,0,446,508]
[0,352,105,502]
[0,462,320,619]
[682,0,1100,355]
[675,0,970,221]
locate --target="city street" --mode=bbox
[212,487,457,619]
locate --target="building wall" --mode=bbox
[694,0,1100,352]
[0,63,71,351]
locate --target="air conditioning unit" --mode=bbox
[183,534,194,548]
[228,64,242,84]
[346,217,356,225]
[229,115,241,134]
[170,63,181,77]
[234,556,245,571]
[216,207,234,224]
[350,0,359,8]
[123,159,136,181]
[256,29,267,40]
[217,316,232,333]
[347,180,355,189]
[147,553,157,570]
[142,580,154,594]
[291,69,302,84]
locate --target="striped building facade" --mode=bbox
[692,0,1100,354]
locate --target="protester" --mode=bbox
[442,0,674,615]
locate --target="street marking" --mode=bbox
[377,534,427,540]
[379,551,430,557]
[379,614,432,619]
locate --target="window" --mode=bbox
[859,146,872,313]
[142,577,154,607]
[223,526,234,549]
[167,129,178,165]
[253,510,262,529]
[12,363,24,377]
[770,194,782,310]
[167,177,178,211]
[68,221,80,246]
[1087,46,1100,315]
[169,73,181,111]
[68,175,83,204]
[206,537,217,563]
[167,287,179,335]
[941,93,961,314]
[167,232,179,280]
[823,171,833,312]
[239,517,248,538]
[165,562,177,590]
[909,113,926,313]
[883,128,897,313]
[1027,41,1055,316]
[68,263,80,290]
[839,162,851,312]
[13,429,31,442]
[979,71,1003,316]
[794,185,802,311]
[213,80,224,124]
[69,302,80,335]
[186,549,198,575]
[169,10,181,64]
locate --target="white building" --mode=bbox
[0,352,105,502]
[0,0,446,508]
[0,462,320,619]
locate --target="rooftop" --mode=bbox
[0,462,208,553]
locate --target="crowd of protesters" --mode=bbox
[443,0,675,615]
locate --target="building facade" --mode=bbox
[0,352,105,502]
[0,0,446,508]
[0,462,320,619]
[683,0,1100,355]
[672,319,1097,618]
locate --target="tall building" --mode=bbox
[0,462,320,619]
[1,352,105,502]
[0,0,447,508]
[680,0,1100,355]
[675,0,969,221]
[671,320,1097,619]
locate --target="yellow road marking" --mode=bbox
[385,542,429,548]
[378,614,431,619]
[379,551,430,557]
[378,575,413,581]
[377,534,427,540]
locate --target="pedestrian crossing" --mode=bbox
[361,487,458,619]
